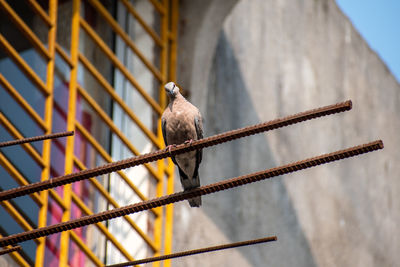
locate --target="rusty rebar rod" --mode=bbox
[0,245,21,256]
[0,100,352,201]
[0,139,382,247]
[105,236,277,267]
[0,131,74,148]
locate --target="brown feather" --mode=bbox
[161,85,203,207]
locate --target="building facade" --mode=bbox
[1,0,399,266]
[0,0,176,266]
[173,0,400,266]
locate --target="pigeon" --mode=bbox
[161,82,203,207]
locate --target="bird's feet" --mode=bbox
[184,139,194,146]
[165,144,177,155]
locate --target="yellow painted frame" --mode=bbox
[0,0,178,266]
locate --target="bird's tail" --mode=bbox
[187,173,201,207]
[188,196,201,207]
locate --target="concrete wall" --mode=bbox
[173,0,400,266]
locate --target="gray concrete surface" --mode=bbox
[0,255,18,267]
[173,0,400,266]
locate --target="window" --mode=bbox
[0,0,177,266]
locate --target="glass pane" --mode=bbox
[0,205,37,264]
[0,125,43,183]
[2,0,49,49]
[0,55,46,127]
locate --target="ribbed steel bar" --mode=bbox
[0,100,352,202]
[105,236,277,267]
[0,131,74,148]
[0,245,21,256]
[0,139,383,246]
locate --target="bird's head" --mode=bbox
[164,82,180,98]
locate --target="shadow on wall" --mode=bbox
[201,31,317,267]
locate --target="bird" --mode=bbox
[161,82,203,207]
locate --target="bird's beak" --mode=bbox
[165,83,176,95]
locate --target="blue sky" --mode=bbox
[335,0,400,83]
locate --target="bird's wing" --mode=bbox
[161,117,178,165]
[161,118,168,146]
[193,115,203,178]
[194,115,203,140]
[194,115,203,160]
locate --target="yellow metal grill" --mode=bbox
[0,0,177,266]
